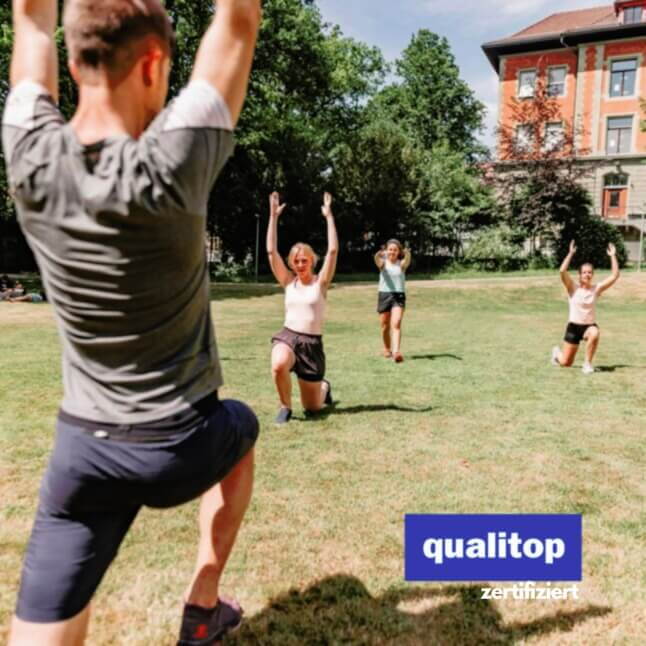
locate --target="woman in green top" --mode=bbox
[374,239,411,362]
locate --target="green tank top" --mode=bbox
[379,260,405,293]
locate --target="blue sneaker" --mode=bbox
[177,597,243,645]
[275,407,292,424]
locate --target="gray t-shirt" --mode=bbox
[2,79,234,423]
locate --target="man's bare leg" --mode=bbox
[184,447,255,608]
[9,605,90,646]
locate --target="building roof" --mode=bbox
[508,6,616,41]
[482,3,646,72]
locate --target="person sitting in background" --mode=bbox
[8,289,47,303]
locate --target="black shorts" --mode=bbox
[377,291,406,314]
[272,327,326,382]
[564,322,598,345]
[16,394,258,623]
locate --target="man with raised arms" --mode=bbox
[3,1,261,644]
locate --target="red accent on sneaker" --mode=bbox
[194,624,209,639]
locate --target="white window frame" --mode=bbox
[623,6,643,24]
[546,66,567,97]
[515,124,533,152]
[517,68,537,99]
[602,171,630,215]
[607,56,639,99]
[605,114,635,155]
[543,121,564,152]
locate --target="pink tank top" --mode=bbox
[568,285,598,325]
[284,277,326,335]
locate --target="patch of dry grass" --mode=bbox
[0,275,644,644]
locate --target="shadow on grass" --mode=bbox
[594,365,634,373]
[301,403,433,421]
[228,575,611,645]
[410,353,463,361]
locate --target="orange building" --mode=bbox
[483,1,646,260]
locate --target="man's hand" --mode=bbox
[269,192,286,219]
[568,240,577,256]
[607,243,616,257]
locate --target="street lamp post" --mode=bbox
[255,213,260,283]
[639,210,645,273]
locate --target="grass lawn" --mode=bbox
[1,274,644,645]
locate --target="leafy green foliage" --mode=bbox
[551,186,628,268]
[375,30,486,157]
[0,1,489,271]
[463,225,526,271]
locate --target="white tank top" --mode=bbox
[568,285,598,325]
[284,277,326,335]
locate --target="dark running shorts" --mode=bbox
[16,394,259,623]
[564,322,598,345]
[272,327,326,382]
[377,291,406,314]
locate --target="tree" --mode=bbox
[209,0,388,261]
[492,82,596,255]
[372,30,486,159]
[407,142,496,258]
[551,185,628,268]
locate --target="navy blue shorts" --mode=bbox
[16,395,259,623]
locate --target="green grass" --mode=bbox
[1,275,645,644]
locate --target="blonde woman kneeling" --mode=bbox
[267,191,338,423]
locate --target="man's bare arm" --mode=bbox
[11,0,59,101]
[192,0,262,126]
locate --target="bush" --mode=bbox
[553,216,628,269]
[527,252,554,270]
[209,254,254,283]
[463,225,526,271]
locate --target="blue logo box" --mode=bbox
[405,514,582,582]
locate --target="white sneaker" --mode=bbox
[551,346,561,367]
[582,362,594,375]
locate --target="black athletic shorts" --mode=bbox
[377,291,406,314]
[564,322,598,345]
[16,394,259,623]
[272,327,326,382]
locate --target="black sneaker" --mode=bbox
[275,407,292,424]
[177,598,243,645]
[323,379,333,406]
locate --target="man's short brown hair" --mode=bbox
[64,0,176,80]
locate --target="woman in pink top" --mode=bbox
[551,240,620,374]
[267,191,339,423]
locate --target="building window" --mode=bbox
[623,6,643,23]
[547,67,567,96]
[608,190,621,207]
[518,69,536,98]
[604,172,629,188]
[515,124,532,151]
[544,122,564,151]
[603,172,629,218]
[606,116,633,154]
[610,58,637,97]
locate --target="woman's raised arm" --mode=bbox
[266,192,292,287]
